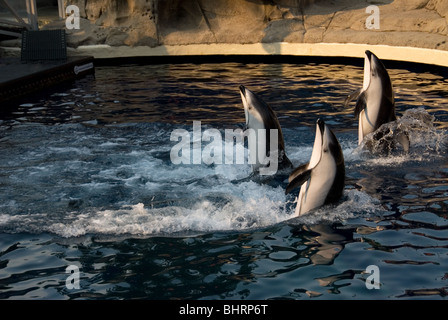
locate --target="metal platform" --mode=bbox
[0,0,39,37]
[0,0,66,37]
[0,0,93,105]
[0,56,95,103]
[21,29,67,62]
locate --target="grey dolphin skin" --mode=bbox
[345,50,409,153]
[239,85,292,174]
[285,119,345,216]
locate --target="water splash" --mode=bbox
[359,108,447,159]
[288,189,386,226]
[0,186,386,238]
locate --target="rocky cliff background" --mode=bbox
[46,0,448,51]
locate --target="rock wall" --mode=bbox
[50,0,448,50]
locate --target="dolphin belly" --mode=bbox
[359,105,381,144]
[248,130,267,172]
[296,165,335,216]
[246,117,267,172]
[359,109,375,144]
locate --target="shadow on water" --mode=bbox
[43,221,354,300]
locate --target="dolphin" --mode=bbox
[345,50,409,153]
[239,85,292,175]
[286,119,345,216]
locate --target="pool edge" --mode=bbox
[66,42,448,68]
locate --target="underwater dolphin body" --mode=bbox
[346,50,409,153]
[286,119,345,216]
[239,85,292,175]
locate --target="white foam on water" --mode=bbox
[360,108,447,160]
[0,183,386,238]
[0,110,442,239]
[291,189,386,226]
[42,189,383,238]
[39,180,291,237]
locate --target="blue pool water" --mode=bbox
[0,61,447,300]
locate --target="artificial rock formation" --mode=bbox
[38,0,448,51]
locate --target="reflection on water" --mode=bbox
[3,62,447,128]
[0,61,448,300]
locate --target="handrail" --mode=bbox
[0,0,31,29]
[0,0,39,37]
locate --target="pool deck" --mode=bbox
[0,55,94,103]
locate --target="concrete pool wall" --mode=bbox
[64,42,448,68]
